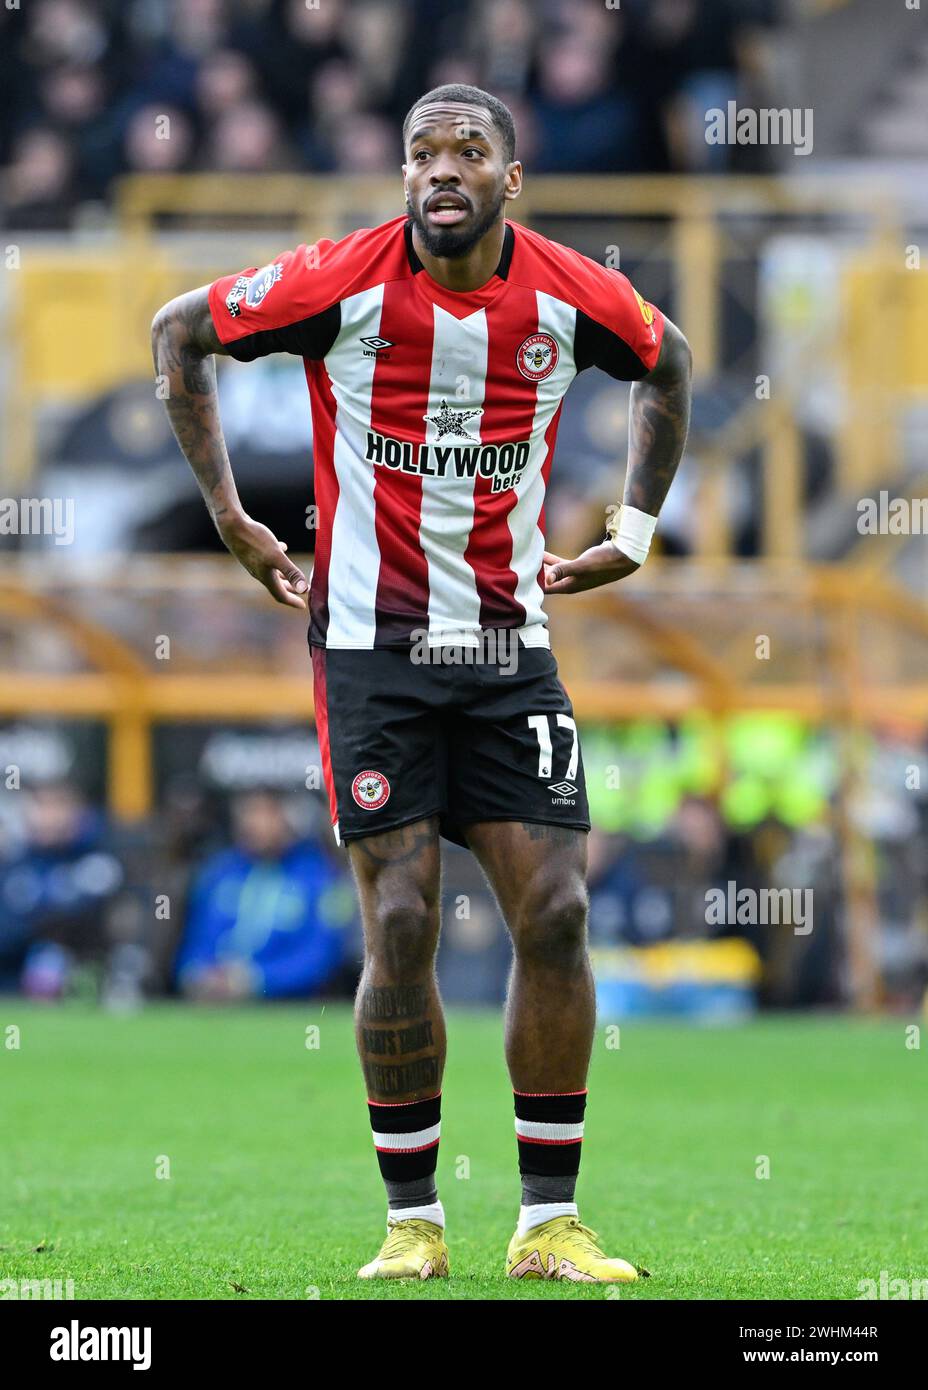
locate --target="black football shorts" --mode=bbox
[311,643,590,847]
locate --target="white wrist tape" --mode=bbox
[606,504,658,566]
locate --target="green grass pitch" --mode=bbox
[2,1004,925,1300]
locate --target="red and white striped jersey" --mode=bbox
[208,215,665,649]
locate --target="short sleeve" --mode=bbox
[208,243,341,362]
[574,268,665,381]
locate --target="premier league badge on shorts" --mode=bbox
[351,770,391,810]
[516,332,558,381]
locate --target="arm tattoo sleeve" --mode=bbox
[624,318,693,517]
[151,288,238,525]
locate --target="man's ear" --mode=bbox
[504,161,523,202]
[401,162,408,199]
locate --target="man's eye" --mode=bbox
[463,147,484,157]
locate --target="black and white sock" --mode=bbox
[514,1088,586,1236]
[368,1092,444,1228]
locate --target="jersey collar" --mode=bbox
[404,219,514,313]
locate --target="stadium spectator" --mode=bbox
[123,104,195,175]
[36,64,114,194]
[194,48,261,122]
[0,782,126,997]
[202,99,294,173]
[342,0,409,115]
[668,794,758,940]
[531,36,640,175]
[300,58,370,169]
[476,0,535,96]
[1,127,77,230]
[134,775,225,996]
[587,830,655,946]
[328,112,398,176]
[174,789,354,1002]
[20,0,113,70]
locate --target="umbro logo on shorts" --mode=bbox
[352,770,391,810]
[548,782,577,797]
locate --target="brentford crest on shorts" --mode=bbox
[351,770,391,810]
[517,332,559,381]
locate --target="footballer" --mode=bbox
[152,85,691,1284]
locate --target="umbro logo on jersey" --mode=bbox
[360,336,394,357]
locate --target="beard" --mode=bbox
[406,185,507,259]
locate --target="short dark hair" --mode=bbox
[403,85,516,165]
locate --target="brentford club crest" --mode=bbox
[517,333,559,381]
[351,770,391,810]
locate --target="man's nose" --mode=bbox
[429,159,460,185]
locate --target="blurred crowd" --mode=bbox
[2,759,926,1013]
[0,0,783,230]
[0,779,359,1005]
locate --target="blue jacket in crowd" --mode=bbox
[175,840,353,999]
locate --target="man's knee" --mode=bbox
[511,872,589,968]
[364,888,439,978]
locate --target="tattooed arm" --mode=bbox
[151,287,308,609]
[624,316,693,517]
[543,316,692,595]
